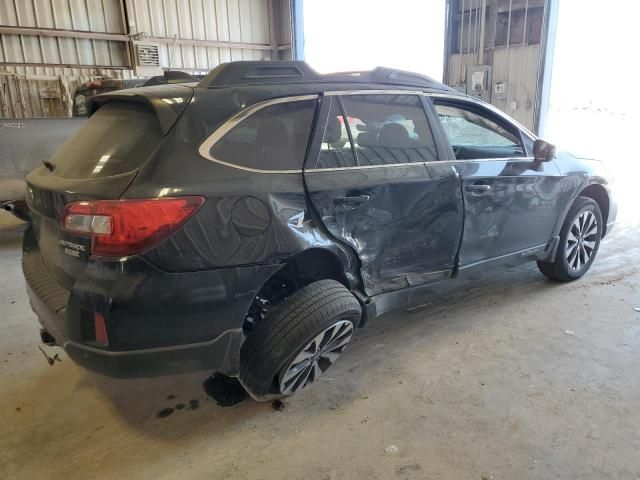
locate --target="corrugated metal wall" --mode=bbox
[492,44,540,127]
[447,45,540,127]
[445,0,548,131]
[0,0,130,117]
[0,0,292,118]
[125,0,276,71]
[0,0,129,68]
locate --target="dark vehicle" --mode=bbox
[23,61,616,400]
[72,78,143,116]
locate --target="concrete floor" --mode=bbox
[1,196,639,479]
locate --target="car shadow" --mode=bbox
[75,368,273,441]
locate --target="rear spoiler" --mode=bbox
[88,84,194,135]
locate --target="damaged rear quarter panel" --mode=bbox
[130,165,343,271]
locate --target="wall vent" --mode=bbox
[133,42,162,76]
[136,43,160,67]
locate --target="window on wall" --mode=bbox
[340,94,438,166]
[210,99,316,170]
[316,98,356,169]
[434,102,525,160]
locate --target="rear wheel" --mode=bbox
[239,279,361,401]
[537,196,602,282]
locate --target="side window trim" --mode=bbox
[198,94,319,173]
[520,130,537,157]
[337,96,360,167]
[420,95,454,161]
[303,93,334,170]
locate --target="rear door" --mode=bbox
[432,97,564,268]
[304,92,464,296]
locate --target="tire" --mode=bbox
[239,279,362,401]
[537,196,603,282]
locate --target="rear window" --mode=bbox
[209,99,316,171]
[50,102,162,179]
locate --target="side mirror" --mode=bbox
[533,139,556,162]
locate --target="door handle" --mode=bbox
[465,184,491,193]
[335,194,371,203]
[334,194,371,207]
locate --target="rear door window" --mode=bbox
[50,102,163,179]
[209,99,317,171]
[340,94,438,165]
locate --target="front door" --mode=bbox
[432,98,564,268]
[304,93,464,296]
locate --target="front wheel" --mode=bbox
[239,279,361,401]
[537,196,603,282]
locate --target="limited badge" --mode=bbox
[59,234,90,259]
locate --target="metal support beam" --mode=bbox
[478,0,487,64]
[0,61,130,70]
[535,0,559,136]
[0,26,129,42]
[0,27,283,53]
[268,0,279,59]
[145,36,273,51]
[118,0,134,70]
[292,0,305,60]
[442,0,452,83]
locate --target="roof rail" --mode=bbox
[197,61,453,92]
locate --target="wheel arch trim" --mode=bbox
[547,179,610,263]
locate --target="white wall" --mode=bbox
[302,0,446,80]
[544,0,640,225]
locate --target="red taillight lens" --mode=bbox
[62,196,205,257]
[94,312,109,346]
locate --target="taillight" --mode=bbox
[61,196,205,257]
[94,312,109,346]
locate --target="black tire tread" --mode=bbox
[537,196,602,282]
[239,279,361,399]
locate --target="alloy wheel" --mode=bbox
[566,210,598,271]
[279,320,354,395]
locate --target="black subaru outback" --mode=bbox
[23,61,616,400]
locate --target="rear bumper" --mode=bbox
[24,262,245,378]
[22,230,282,378]
[64,330,243,378]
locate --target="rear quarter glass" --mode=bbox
[209,99,316,171]
[48,102,163,180]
